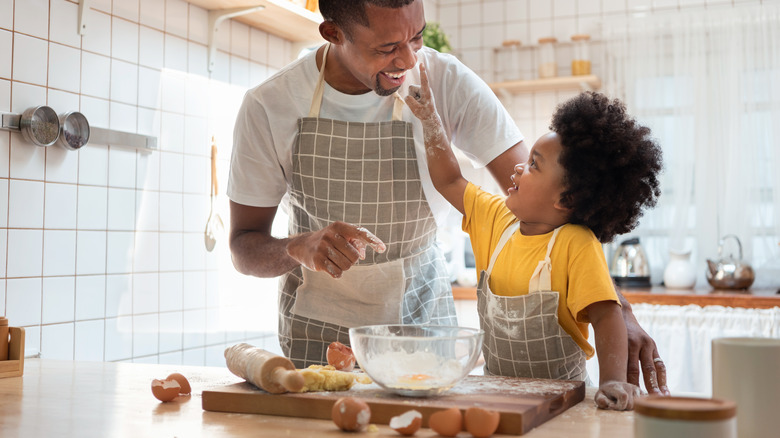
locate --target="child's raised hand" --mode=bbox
[405,64,438,123]
[594,381,641,411]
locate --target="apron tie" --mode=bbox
[528,227,562,293]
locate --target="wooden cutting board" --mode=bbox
[202,375,585,435]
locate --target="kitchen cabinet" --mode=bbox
[0,359,635,437]
[489,75,602,95]
[183,0,322,42]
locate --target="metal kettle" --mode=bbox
[706,234,755,289]
[610,237,651,288]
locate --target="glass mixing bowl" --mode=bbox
[349,325,484,397]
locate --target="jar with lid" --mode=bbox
[537,37,557,79]
[495,40,522,82]
[635,396,736,438]
[571,34,591,75]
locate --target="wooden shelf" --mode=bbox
[184,0,323,43]
[489,75,601,95]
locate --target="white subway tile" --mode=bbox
[182,271,205,310]
[41,323,75,359]
[107,187,136,230]
[628,0,653,11]
[133,272,158,313]
[75,319,105,361]
[187,42,209,77]
[9,179,44,228]
[460,3,483,26]
[77,185,108,230]
[23,325,41,356]
[91,0,111,13]
[80,96,110,130]
[140,0,165,30]
[44,182,77,229]
[75,274,106,320]
[136,143,160,189]
[75,230,107,275]
[0,179,6,228]
[603,0,628,13]
[554,0,578,17]
[14,0,49,39]
[159,232,183,272]
[137,66,162,109]
[181,153,204,195]
[81,10,112,56]
[47,88,79,115]
[133,313,159,357]
[138,27,164,69]
[112,18,140,64]
[160,71,185,114]
[159,350,183,364]
[183,116,208,156]
[210,50,230,83]
[230,55,250,88]
[159,272,183,312]
[482,1,504,24]
[159,311,183,352]
[109,101,138,134]
[554,17,577,42]
[654,0,679,8]
[0,134,7,181]
[48,43,81,93]
[135,189,159,230]
[215,17,231,53]
[45,144,79,184]
[249,28,268,64]
[164,34,188,72]
[0,230,5,278]
[9,133,46,179]
[104,316,133,361]
[137,107,161,140]
[50,0,81,48]
[105,274,132,317]
[158,192,183,232]
[106,231,135,274]
[0,30,11,80]
[6,278,42,326]
[0,78,8,112]
[529,19,554,45]
[184,75,209,117]
[0,0,11,30]
[42,276,75,324]
[231,21,250,58]
[530,0,553,19]
[78,144,109,186]
[133,230,159,271]
[439,4,459,29]
[114,0,140,22]
[110,59,139,105]
[43,229,77,276]
[182,346,205,366]
[108,148,137,189]
[181,193,205,234]
[182,309,205,349]
[206,308,225,346]
[249,62,269,88]
[166,0,189,39]
[188,4,208,45]
[12,34,48,86]
[267,35,290,69]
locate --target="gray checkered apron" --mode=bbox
[476,223,587,381]
[278,44,457,368]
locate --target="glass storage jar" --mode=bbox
[571,34,591,75]
[494,40,522,82]
[537,37,557,78]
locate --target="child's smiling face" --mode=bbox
[505,132,570,234]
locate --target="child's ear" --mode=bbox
[319,21,345,45]
[553,199,572,214]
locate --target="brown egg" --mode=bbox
[331,397,371,432]
[151,378,181,402]
[326,341,356,372]
[389,410,422,436]
[428,407,463,437]
[166,372,191,394]
[464,407,500,438]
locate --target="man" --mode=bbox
[226,0,669,395]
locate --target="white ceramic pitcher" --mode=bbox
[663,249,696,289]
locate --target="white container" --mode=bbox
[712,337,780,438]
[537,37,557,78]
[494,40,522,82]
[634,396,736,438]
[663,249,696,289]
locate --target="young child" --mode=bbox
[405,65,662,411]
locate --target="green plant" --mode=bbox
[423,22,452,53]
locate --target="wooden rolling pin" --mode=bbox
[224,343,305,394]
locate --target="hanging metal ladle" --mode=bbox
[205,136,224,252]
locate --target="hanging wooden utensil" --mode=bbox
[205,136,224,251]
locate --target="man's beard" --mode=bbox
[374,77,401,96]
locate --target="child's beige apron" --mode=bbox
[279,44,456,368]
[476,223,587,380]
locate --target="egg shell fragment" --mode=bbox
[389,410,422,436]
[428,407,463,437]
[326,341,356,372]
[151,379,181,402]
[166,372,191,394]
[464,407,500,438]
[331,397,371,432]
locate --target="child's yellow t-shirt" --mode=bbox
[462,182,619,358]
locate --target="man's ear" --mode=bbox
[319,21,345,45]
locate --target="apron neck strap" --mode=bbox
[309,43,405,121]
[486,221,520,276]
[528,226,563,293]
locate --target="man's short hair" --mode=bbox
[319,0,416,40]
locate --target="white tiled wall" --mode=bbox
[0,0,292,365]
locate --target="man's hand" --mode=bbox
[285,221,386,278]
[622,300,670,395]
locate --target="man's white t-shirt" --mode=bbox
[227,46,523,226]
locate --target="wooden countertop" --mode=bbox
[452,285,780,309]
[0,359,635,437]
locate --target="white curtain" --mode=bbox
[602,4,780,289]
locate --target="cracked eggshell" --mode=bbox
[166,372,191,394]
[326,341,356,372]
[464,407,500,438]
[428,407,463,437]
[151,379,181,402]
[389,410,422,436]
[331,397,371,432]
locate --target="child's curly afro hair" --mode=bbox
[551,92,663,243]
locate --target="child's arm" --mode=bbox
[586,300,641,411]
[405,64,468,214]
